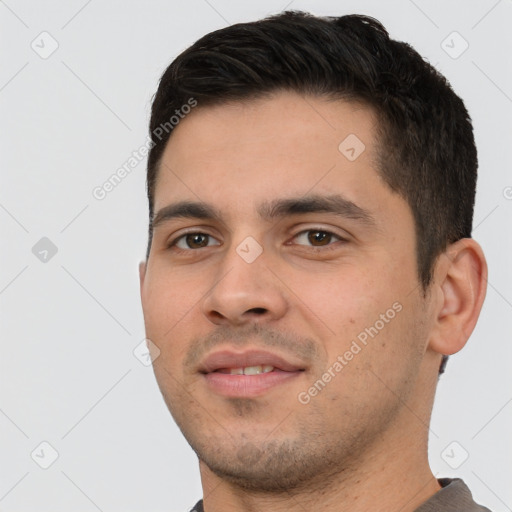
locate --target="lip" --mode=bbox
[198,349,305,374]
[198,349,306,398]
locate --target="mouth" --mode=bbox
[214,365,277,375]
[198,349,306,398]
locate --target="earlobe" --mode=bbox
[428,238,487,356]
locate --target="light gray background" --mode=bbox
[1,1,511,511]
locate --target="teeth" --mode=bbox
[243,365,262,375]
[228,365,275,375]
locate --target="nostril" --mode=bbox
[248,307,267,314]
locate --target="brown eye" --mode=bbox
[185,233,209,248]
[308,231,332,246]
[294,229,342,247]
[171,233,221,251]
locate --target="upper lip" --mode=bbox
[198,349,306,374]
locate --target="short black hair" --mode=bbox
[146,11,479,375]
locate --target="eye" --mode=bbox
[170,232,221,251]
[292,229,345,248]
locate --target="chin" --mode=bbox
[194,436,343,493]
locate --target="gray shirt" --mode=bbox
[189,478,492,511]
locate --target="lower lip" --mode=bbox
[203,369,303,398]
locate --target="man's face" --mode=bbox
[140,91,434,491]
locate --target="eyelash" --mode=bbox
[167,228,346,254]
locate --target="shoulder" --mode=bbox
[414,478,493,512]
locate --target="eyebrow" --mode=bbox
[151,194,377,230]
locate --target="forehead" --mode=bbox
[153,91,407,230]
[159,92,377,173]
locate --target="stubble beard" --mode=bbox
[167,390,405,494]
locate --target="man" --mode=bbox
[139,10,490,512]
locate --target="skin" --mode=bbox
[139,91,487,512]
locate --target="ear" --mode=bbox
[428,238,487,356]
[139,260,147,295]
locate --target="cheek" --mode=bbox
[143,269,198,329]
[141,275,202,371]
[289,260,415,364]
[284,263,382,327]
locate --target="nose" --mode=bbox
[200,242,288,326]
